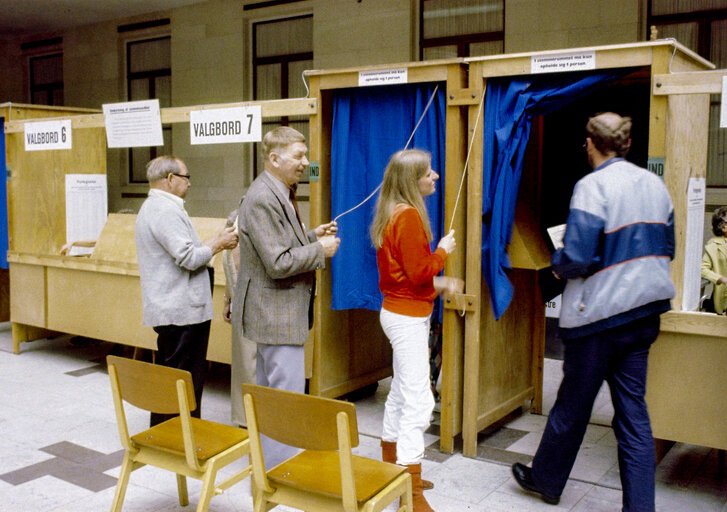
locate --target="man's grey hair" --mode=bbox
[146,155,184,183]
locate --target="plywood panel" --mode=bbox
[9,263,45,326]
[46,267,153,348]
[663,93,710,309]
[647,331,727,450]
[477,270,537,416]
[6,127,106,255]
[45,266,231,362]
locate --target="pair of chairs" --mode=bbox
[107,355,412,512]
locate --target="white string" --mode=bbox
[332,84,440,223]
[302,70,310,98]
[666,37,678,74]
[447,90,486,233]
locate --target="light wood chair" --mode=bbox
[242,383,412,512]
[107,355,251,512]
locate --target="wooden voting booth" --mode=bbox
[462,40,726,458]
[3,98,316,365]
[305,60,471,446]
[0,104,102,324]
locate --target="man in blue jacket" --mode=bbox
[512,112,675,512]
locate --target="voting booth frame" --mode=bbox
[4,40,727,459]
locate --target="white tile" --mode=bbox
[505,431,543,456]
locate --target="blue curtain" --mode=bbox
[0,118,8,268]
[481,70,631,319]
[330,82,447,311]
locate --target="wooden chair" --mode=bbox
[107,355,251,512]
[242,383,412,512]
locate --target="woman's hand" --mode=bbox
[433,276,464,296]
[437,229,456,254]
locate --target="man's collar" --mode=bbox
[593,157,624,172]
[264,170,292,197]
[149,188,185,209]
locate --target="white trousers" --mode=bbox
[380,308,434,465]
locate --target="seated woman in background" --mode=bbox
[701,206,727,314]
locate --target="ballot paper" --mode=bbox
[547,224,566,250]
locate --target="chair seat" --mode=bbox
[267,449,407,502]
[131,417,248,462]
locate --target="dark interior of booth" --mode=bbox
[519,67,652,358]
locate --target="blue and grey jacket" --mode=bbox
[553,157,675,339]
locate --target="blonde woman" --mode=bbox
[371,149,457,512]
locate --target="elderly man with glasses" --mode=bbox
[135,155,238,426]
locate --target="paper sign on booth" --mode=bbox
[65,174,108,256]
[189,106,262,145]
[682,177,706,311]
[532,51,595,73]
[102,99,163,148]
[24,119,72,151]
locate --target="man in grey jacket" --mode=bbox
[136,155,238,426]
[233,126,340,466]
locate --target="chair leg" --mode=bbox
[110,452,134,512]
[401,475,413,512]
[176,474,189,506]
[196,467,218,512]
[251,479,271,512]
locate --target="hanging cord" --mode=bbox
[666,37,678,73]
[447,89,486,233]
[302,70,311,98]
[332,84,440,223]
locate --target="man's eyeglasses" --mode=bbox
[170,172,191,181]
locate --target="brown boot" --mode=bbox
[407,463,435,512]
[381,441,434,490]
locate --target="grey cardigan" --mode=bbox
[136,191,214,327]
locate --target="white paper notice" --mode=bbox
[24,119,72,151]
[102,99,163,148]
[721,75,727,128]
[682,177,706,311]
[531,51,596,74]
[547,224,567,250]
[545,295,562,318]
[189,106,262,145]
[65,174,108,256]
[358,68,408,87]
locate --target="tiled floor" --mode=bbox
[1,324,726,511]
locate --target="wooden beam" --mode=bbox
[3,97,318,133]
[653,69,727,95]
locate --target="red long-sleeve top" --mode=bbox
[377,204,447,317]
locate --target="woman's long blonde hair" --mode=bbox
[370,149,433,249]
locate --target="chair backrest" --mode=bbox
[241,383,358,451]
[107,355,196,414]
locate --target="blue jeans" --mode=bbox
[531,314,660,512]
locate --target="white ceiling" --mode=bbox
[0,0,210,40]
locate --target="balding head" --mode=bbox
[586,112,632,158]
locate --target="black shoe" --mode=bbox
[511,462,560,505]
